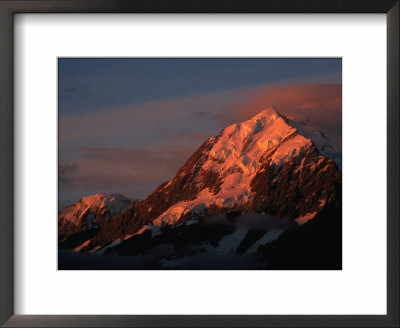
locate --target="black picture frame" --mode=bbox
[0,1,398,327]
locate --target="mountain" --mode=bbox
[58,108,342,269]
[141,107,341,225]
[58,194,133,250]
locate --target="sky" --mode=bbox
[58,58,342,208]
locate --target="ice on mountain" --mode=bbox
[152,107,340,226]
[245,229,285,254]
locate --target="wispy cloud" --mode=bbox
[59,144,201,202]
[58,90,236,149]
[58,58,341,116]
[214,83,342,144]
[58,163,77,189]
[167,131,213,142]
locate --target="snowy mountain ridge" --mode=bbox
[151,107,340,227]
[58,107,342,257]
[58,193,132,241]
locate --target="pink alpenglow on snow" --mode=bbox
[152,107,340,227]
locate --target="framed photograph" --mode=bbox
[57,57,343,271]
[0,0,398,327]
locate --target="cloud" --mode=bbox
[216,83,341,122]
[192,111,212,118]
[80,147,165,165]
[58,163,77,190]
[168,131,213,142]
[59,163,77,175]
[59,145,200,202]
[79,145,196,172]
[215,83,342,144]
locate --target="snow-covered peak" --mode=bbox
[247,107,280,122]
[206,107,306,171]
[287,118,342,170]
[243,107,341,169]
[154,109,316,226]
[151,108,341,227]
[80,193,129,210]
[60,193,131,225]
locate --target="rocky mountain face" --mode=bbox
[58,108,342,269]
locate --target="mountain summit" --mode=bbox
[59,108,342,268]
[138,107,341,226]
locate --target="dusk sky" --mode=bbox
[58,58,342,208]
